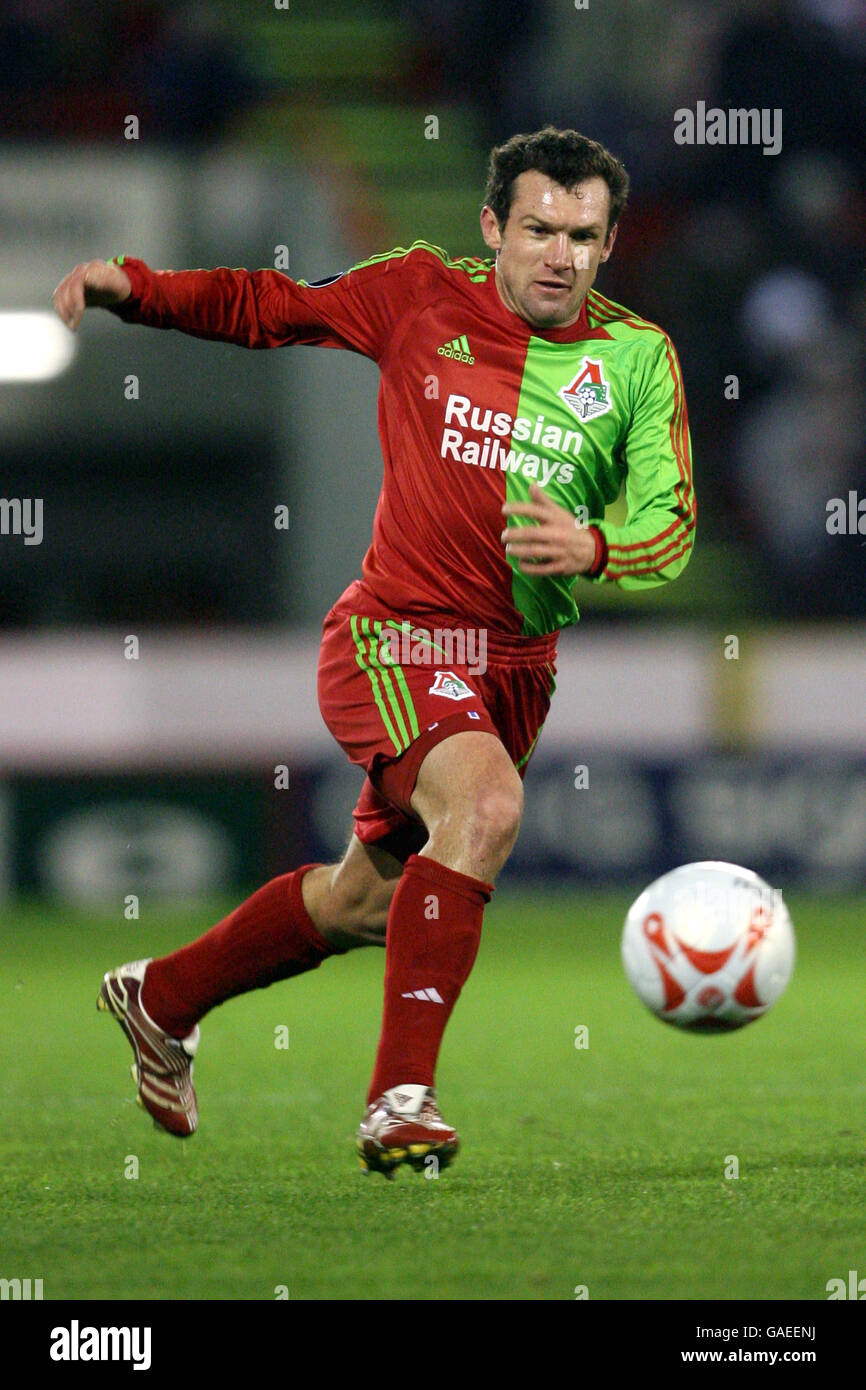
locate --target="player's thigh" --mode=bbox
[303,831,407,948]
[410,730,523,878]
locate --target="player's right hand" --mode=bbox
[52,259,132,331]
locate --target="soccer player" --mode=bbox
[53,127,695,1177]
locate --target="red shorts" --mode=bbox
[317,581,558,849]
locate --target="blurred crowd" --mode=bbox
[0,0,256,142]
[407,0,866,618]
[3,0,865,619]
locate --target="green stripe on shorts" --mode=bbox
[515,727,541,771]
[349,614,404,755]
[362,617,411,749]
[373,620,420,741]
[349,615,422,755]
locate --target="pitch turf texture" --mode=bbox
[1,890,863,1302]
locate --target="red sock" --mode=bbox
[367,854,493,1103]
[141,865,337,1037]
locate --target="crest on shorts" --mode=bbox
[559,357,612,421]
[428,670,473,701]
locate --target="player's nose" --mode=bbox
[545,233,571,271]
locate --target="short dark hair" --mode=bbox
[484,126,630,237]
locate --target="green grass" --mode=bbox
[1,890,863,1301]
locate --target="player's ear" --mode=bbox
[480,205,502,253]
[599,223,618,263]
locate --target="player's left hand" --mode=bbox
[501,483,596,576]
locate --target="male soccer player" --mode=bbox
[54,127,695,1177]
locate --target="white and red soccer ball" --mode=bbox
[622,862,796,1032]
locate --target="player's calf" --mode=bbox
[302,836,406,950]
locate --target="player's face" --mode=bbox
[481,171,617,329]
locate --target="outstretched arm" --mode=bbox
[53,256,329,350]
[52,251,415,360]
[53,259,132,331]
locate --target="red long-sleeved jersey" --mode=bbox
[110,242,695,636]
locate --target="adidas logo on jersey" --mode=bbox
[401,988,445,1003]
[437,334,475,364]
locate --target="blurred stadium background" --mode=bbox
[1,0,865,903]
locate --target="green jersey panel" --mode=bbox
[504,293,695,635]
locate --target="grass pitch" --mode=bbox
[1,888,863,1302]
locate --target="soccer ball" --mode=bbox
[621,861,795,1032]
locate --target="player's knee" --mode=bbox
[479,781,523,851]
[450,778,524,871]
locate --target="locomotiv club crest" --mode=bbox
[558,358,612,421]
[428,671,474,701]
